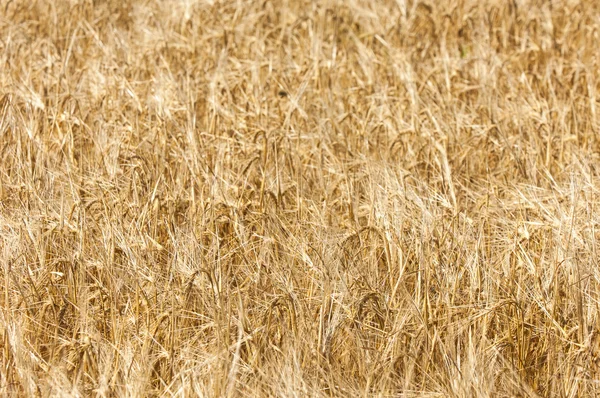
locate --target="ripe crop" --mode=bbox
[2,0,600,396]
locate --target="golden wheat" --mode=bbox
[2,0,600,396]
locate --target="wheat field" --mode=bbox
[1,0,600,396]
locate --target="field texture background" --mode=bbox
[2,0,600,396]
